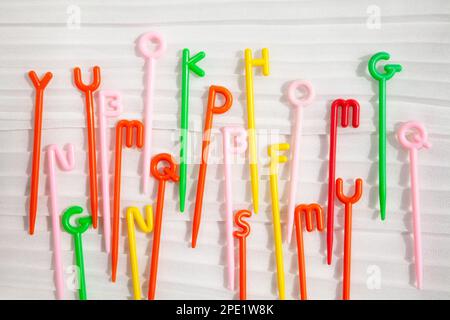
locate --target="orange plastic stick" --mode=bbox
[148,153,179,300]
[73,66,101,228]
[336,178,363,300]
[294,204,324,300]
[28,70,53,235]
[111,120,144,282]
[233,209,252,300]
[191,85,233,248]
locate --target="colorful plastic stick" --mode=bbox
[368,52,402,221]
[233,209,252,300]
[180,48,206,213]
[222,126,248,290]
[294,204,324,300]
[28,70,53,235]
[148,153,179,300]
[286,80,316,244]
[192,85,233,248]
[98,90,123,253]
[47,144,75,300]
[244,48,269,214]
[397,121,431,289]
[336,178,363,300]
[268,143,290,300]
[327,99,360,265]
[62,206,92,300]
[137,32,166,195]
[126,206,154,299]
[111,120,144,282]
[73,66,101,228]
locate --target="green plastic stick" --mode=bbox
[368,52,402,221]
[62,206,92,300]
[180,49,205,213]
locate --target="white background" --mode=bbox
[0,0,449,300]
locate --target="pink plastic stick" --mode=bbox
[286,80,315,243]
[98,90,123,253]
[397,121,431,289]
[137,32,166,194]
[222,126,248,291]
[47,144,75,300]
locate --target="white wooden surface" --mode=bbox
[0,0,449,299]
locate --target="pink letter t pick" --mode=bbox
[397,121,431,289]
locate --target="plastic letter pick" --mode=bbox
[111,120,144,282]
[127,206,153,299]
[397,121,431,289]
[244,48,269,214]
[98,90,123,253]
[286,80,316,243]
[148,154,179,300]
[180,48,206,213]
[294,204,324,300]
[137,32,166,194]
[336,178,363,300]
[368,52,402,221]
[327,99,360,265]
[222,126,248,290]
[62,206,92,300]
[47,144,75,300]
[73,66,101,228]
[192,85,233,248]
[28,70,53,235]
[233,209,252,300]
[268,143,290,300]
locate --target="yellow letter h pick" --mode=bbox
[268,143,290,300]
[126,205,153,300]
[244,48,269,214]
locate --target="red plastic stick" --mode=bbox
[28,70,53,235]
[233,209,252,300]
[192,85,233,248]
[327,99,360,265]
[73,66,101,229]
[336,178,363,300]
[148,153,179,300]
[294,203,324,300]
[111,120,144,282]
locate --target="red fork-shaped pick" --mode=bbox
[233,209,252,300]
[336,178,363,300]
[73,66,101,229]
[148,153,179,300]
[294,203,324,300]
[28,70,53,235]
[192,85,233,248]
[111,120,144,282]
[327,99,360,265]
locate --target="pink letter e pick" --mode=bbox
[397,121,431,289]
[221,126,248,291]
[137,32,166,195]
[286,80,315,243]
[98,90,123,253]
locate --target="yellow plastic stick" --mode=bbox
[244,48,269,214]
[268,143,289,300]
[126,205,153,300]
